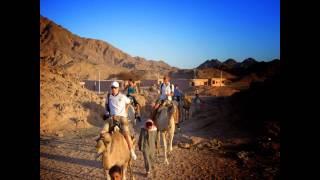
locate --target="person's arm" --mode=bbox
[138,129,144,151]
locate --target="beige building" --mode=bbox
[190,79,209,86]
[209,78,226,87]
[190,78,226,87]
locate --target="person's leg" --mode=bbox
[149,151,154,171]
[120,116,137,160]
[132,96,138,105]
[143,151,151,173]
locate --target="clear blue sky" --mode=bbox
[40,0,280,69]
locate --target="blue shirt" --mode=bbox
[174,88,181,97]
[127,86,136,95]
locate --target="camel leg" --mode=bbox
[180,106,183,123]
[187,109,190,120]
[162,132,169,165]
[136,104,141,119]
[128,159,134,180]
[156,130,161,156]
[168,119,175,152]
[105,169,111,180]
[122,164,128,180]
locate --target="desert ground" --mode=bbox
[40,95,279,180]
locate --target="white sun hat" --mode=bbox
[111,81,119,88]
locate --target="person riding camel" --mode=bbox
[173,85,183,130]
[150,75,174,123]
[173,85,183,102]
[125,79,141,122]
[102,81,137,160]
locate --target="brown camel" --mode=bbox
[155,100,179,165]
[96,123,135,180]
[182,95,192,121]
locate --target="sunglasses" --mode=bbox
[111,86,118,89]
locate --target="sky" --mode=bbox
[40,0,280,69]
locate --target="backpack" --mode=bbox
[160,83,174,95]
[106,93,111,112]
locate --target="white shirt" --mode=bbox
[160,83,174,101]
[107,93,130,117]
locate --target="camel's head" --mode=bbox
[96,132,112,154]
[96,138,105,154]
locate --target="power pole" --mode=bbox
[98,71,100,94]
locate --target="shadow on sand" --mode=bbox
[40,152,101,169]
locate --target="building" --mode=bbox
[209,78,226,87]
[189,78,226,87]
[171,79,194,91]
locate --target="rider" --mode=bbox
[150,75,174,122]
[193,93,204,112]
[125,79,141,122]
[173,85,183,130]
[102,81,137,160]
[173,85,182,102]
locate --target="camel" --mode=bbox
[155,100,179,165]
[127,104,137,129]
[96,122,135,180]
[127,94,145,126]
[181,95,192,121]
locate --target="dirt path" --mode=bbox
[40,97,278,179]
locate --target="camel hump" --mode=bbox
[112,131,125,141]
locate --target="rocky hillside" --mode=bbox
[40,62,105,135]
[40,15,177,80]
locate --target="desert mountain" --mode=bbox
[197,58,280,84]
[197,58,259,70]
[40,15,177,80]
